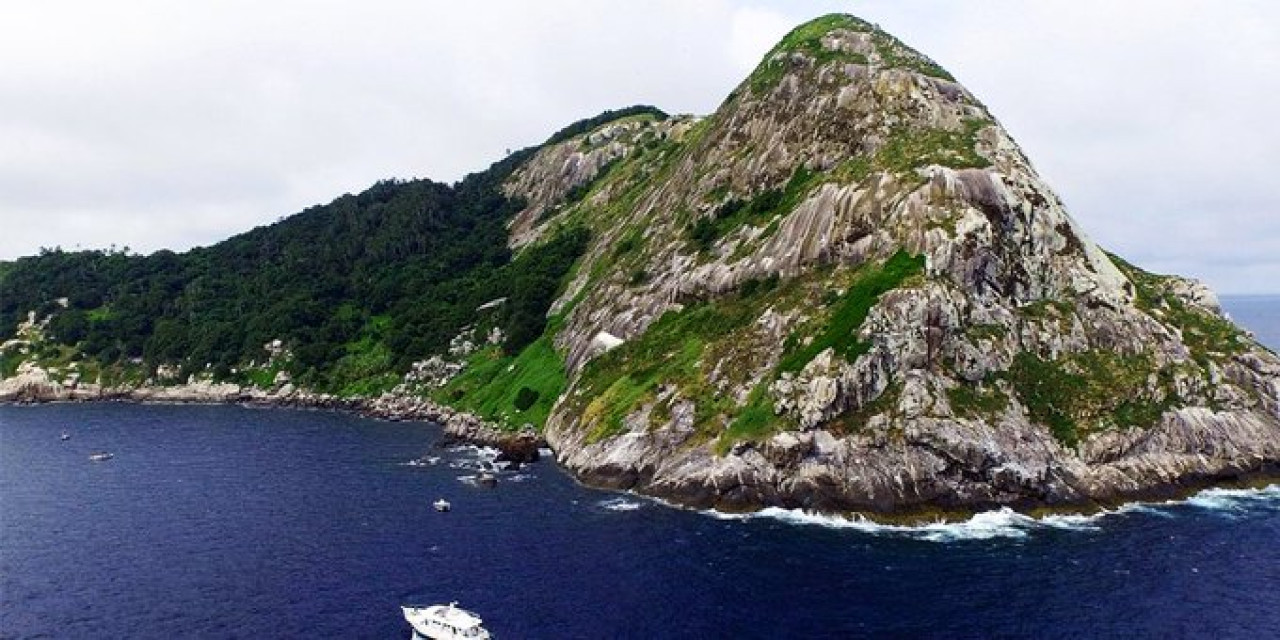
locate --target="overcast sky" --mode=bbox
[2,1,1277,293]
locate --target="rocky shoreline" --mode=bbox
[0,369,545,464]
[4,366,1279,521]
[550,415,1280,520]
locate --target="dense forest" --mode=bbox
[0,108,663,393]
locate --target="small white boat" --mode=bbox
[433,498,451,512]
[476,471,497,487]
[402,602,490,639]
[60,432,71,441]
[88,452,114,462]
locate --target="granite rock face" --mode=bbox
[507,15,1280,515]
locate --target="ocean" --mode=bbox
[1,295,1277,639]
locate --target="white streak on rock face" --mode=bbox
[591,331,625,354]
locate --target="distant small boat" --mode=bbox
[402,602,490,640]
[88,452,113,462]
[476,472,497,487]
[60,432,71,441]
[433,498,451,512]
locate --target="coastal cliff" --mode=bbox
[509,14,1280,513]
[3,14,1278,517]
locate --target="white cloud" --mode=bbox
[0,0,1275,293]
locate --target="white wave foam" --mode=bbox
[750,507,873,530]
[917,510,1034,542]
[727,506,1104,541]
[401,456,440,467]
[447,444,501,460]
[715,484,1280,541]
[449,459,498,472]
[699,508,749,522]
[1112,503,1176,518]
[599,497,644,512]
[445,445,504,475]
[678,499,1077,540]
[1183,484,1280,513]
[1036,511,1104,531]
[595,482,1278,541]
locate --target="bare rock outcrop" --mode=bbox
[528,14,1280,517]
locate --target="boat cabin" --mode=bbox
[402,602,490,640]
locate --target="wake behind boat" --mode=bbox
[402,602,490,639]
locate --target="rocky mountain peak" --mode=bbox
[498,14,1280,515]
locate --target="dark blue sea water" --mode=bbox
[1223,294,1280,352]
[1,296,1277,639]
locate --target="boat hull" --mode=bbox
[402,603,491,640]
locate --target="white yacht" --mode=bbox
[402,602,490,639]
